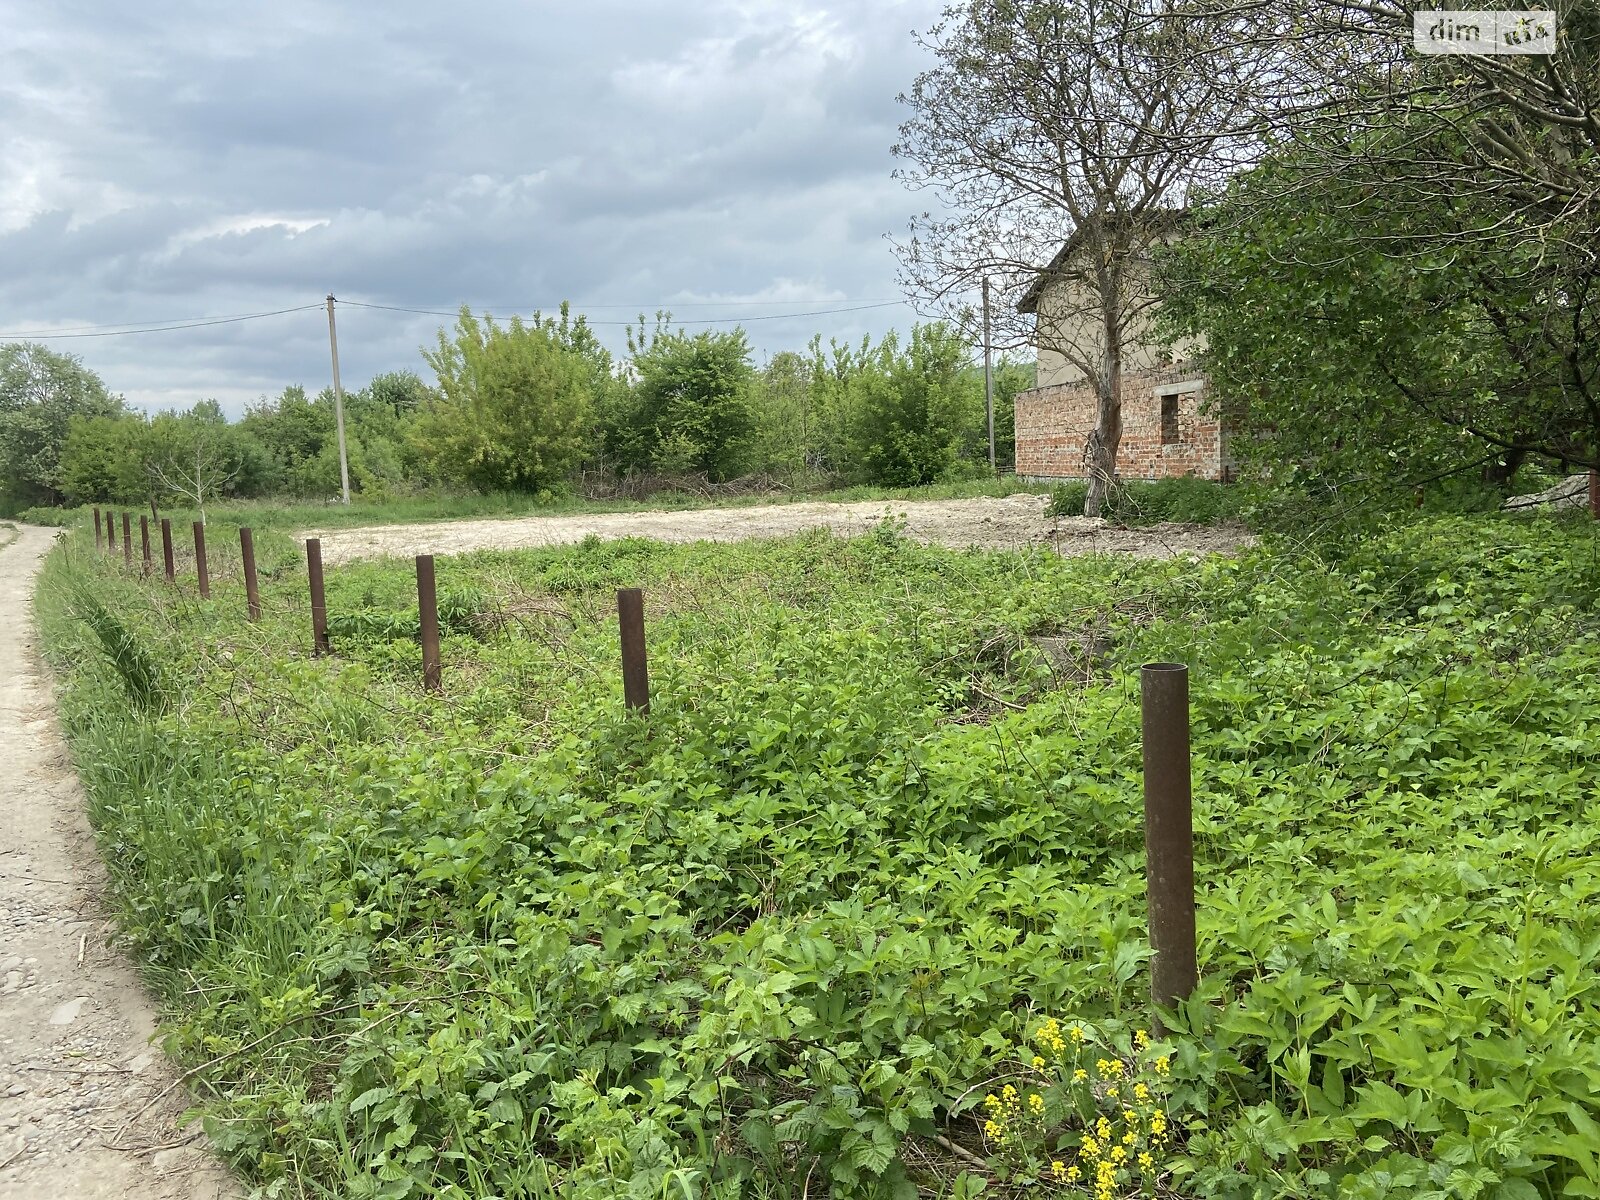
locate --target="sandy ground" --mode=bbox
[0,526,238,1199]
[309,492,1253,564]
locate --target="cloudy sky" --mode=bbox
[0,1,949,414]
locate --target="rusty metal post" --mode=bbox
[139,516,152,575]
[121,513,132,568]
[306,538,329,655]
[93,507,103,550]
[160,519,175,582]
[192,522,210,598]
[106,510,116,553]
[240,527,261,622]
[617,587,650,713]
[1142,662,1197,1026]
[416,554,442,692]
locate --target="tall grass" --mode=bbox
[72,587,168,714]
[22,477,1061,537]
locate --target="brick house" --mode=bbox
[1012,225,1235,482]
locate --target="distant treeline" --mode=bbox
[0,308,1032,516]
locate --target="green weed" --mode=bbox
[33,512,1600,1199]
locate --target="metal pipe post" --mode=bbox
[140,516,152,575]
[1141,662,1198,1025]
[416,554,441,692]
[121,513,132,568]
[192,522,210,598]
[307,538,329,655]
[93,508,103,550]
[240,527,262,621]
[160,519,175,582]
[617,587,650,713]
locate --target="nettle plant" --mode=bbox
[35,514,1600,1199]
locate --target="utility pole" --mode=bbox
[325,293,352,505]
[982,276,995,472]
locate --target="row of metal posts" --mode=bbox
[92,508,664,725]
[89,507,1195,1022]
[94,506,243,603]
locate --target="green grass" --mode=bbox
[24,477,1058,537]
[36,512,1600,1199]
[1046,478,1259,526]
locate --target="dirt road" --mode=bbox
[0,526,236,1199]
[310,492,1252,564]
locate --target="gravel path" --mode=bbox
[308,492,1253,564]
[0,526,237,1199]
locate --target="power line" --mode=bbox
[336,299,911,326]
[383,297,904,310]
[0,304,325,340]
[0,297,914,341]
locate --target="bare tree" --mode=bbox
[147,413,241,526]
[1187,0,1600,254]
[894,0,1255,515]
[1159,0,1600,471]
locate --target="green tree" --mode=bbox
[990,356,1032,473]
[415,306,602,492]
[617,322,756,480]
[748,351,818,476]
[59,413,152,507]
[1158,126,1600,500]
[0,343,122,512]
[807,324,985,486]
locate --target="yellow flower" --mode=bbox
[1135,1029,1150,1050]
[1134,1082,1150,1102]
[1066,1165,1080,1182]
[1150,1111,1168,1136]
[1096,1117,1112,1141]
[1081,1136,1100,1158]
[1155,1055,1170,1075]
[1073,1068,1088,1082]
[1122,1130,1136,1146]
[1110,1145,1128,1164]
[1107,1085,1119,1099]
[984,1093,1000,1111]
[1051,1160,1066,1179]
[1028,1093,1044,1114]
[1069,1025,1085,1043]
[983,1119,999,1138]
[1139,1152,1154,1170]
[1031,1055,1045,1069]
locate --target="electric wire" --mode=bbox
[0,298,913,340]
[335,299,911,325]
[0,304,326,340]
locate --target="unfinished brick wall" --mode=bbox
[1014,365,1232,481]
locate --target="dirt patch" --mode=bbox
[308,493,1254,564]
[0,526,238,1199]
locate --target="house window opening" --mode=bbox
[1160,392,1180,445]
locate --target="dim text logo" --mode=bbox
[1414,9,1557,54]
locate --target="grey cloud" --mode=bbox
[0,0,943,413]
